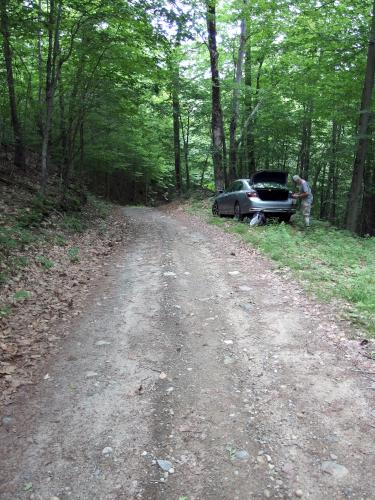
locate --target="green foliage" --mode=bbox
[241,220,375,334]
[1,0,374,225]
[88,195,110,219]
[0,272,9,284]
[31,195,55,213]
[192,199,375,335]
[0,306,12,318]
[61,192,83,213]
[55,234,67,246]
[11,255,28,268]
[0,226,36,253]
[226,446,237,461]
[61,214,87,233]
[67,247,80,262]
[36,255,55,269]
[13,289,31,300]
[0,227,18,251]
[16,208,44,228]
[16,227,36,246]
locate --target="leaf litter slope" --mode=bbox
[0,206,374,500]
[0,179,128,405]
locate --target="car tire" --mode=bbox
[234,202,244,221]
[212,201,221,217]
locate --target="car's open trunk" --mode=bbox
[250,171,290,201]
[255,188,289,201]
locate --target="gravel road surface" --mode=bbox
[1,207,374,500]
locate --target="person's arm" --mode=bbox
[292,192,308,199]
[294,192,308,199]
[292,182,309,199]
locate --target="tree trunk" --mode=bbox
[319,162,327,219]
[171,29,182,195]
[361,159,375,235]
[79,120,84,174]
[327,121,341,223]
[298,104,312,180]
[244,44,263,176]
[180,111,190,191]
[41,0,62,192]
[172,74,182,194]
[37,0,43,104]
[206,0,225,192]
[221,119,228,187]
[200,154,209,187]
[346,0,375,233]
[59,89,68,179]
[228,9,247,182]
[0,0,26,168]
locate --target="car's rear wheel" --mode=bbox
[234,202,244,221]
[212,201,221,217]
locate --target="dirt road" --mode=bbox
[1,207,374,500]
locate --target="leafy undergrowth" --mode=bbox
[187,198,375,338]
[0,180,127,405]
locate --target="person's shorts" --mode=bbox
[302,201,312,217]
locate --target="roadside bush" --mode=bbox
[88,195,111,219]
[61,214,87,233]
[17,208,44,228]
[0,227,18,251]
[0,227,35,254]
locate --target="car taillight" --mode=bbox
[246,191,258,198]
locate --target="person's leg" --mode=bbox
[302,201,311,226]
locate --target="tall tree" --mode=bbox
[0,0,26,168]
[206,0,225,191]
[228,4,247,182]
[40,0,62,191]
[298,103,313,180]
[180,108,190,190]
[346,0,375,233]
[171,40,182,194]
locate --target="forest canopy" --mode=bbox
[1,0,374,235]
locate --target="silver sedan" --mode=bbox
[212,171,296,222]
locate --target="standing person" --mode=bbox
[292,175,313,227]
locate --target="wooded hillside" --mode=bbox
[1,0,374,235]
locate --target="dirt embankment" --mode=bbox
[0,173,128,405]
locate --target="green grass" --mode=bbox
[36,255,55,269]
[0,226,36,252]
[11,255,28,268]
[0,305,12,318]
[190,199,375,336]
[55,234,67,246]
[88,194,111,219]
[0,271,9,284]
[67,247,80,262]
[61,214,87,233]
[13,289,31,300]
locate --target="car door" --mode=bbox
[219,182,236,213]
[227,181,243,214]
